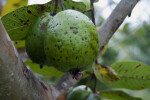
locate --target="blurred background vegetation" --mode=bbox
[1,0,150,99]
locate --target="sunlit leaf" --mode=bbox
[93,63,119,84]
[110,61,150,90]
[100,90,142,100]
[14,40,25,48]
[1,0,28,17]
[1,0,86,41]
[25,60,64,78]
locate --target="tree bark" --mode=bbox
[98,0,139,50]
[0,19,53,100]
[0,0,139,100]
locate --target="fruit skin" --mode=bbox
[66,85,92,100]
[44,10,99,72]
[86,93,101,100]
[25,12,53,66]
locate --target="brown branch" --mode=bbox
[52,0,58,16]
[98,0,140,51]
[0,19,53,100]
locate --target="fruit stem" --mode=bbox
[93,75,97,93]
[60,0,65,11]
[90,0,95,25]
[52,0,58,16]
[85,72,94,90]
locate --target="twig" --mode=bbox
[90,0,95,25]
[52,0,58,16]
[93,75,97,93]
[98,0,139,50]
[60,0,65,11]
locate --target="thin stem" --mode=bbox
[60,0,65,10]
[90,0,95,25]
[85,73,94,90]
[52,0,58,16]
[93,75,97,93]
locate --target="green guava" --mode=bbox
[25,12,53,66]
[44,10,99,72]
[86,93,101,100]
[66,85,92,100]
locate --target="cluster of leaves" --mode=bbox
[1,0,150,100]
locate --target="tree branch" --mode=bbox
[0,19,53,100]
[98,0,139,50]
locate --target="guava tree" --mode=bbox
[1,0,149,100]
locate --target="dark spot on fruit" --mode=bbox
[141,76,144,79]
[58,46,60,50]
[40,65,43,69]
[27,10,32,14]
[85,51,88,54]
[136,64,141,68]
[72,6,75,9]
[41,24,46,30]
[125,69,128,72]
[13,13,16,17]
[118,64,122,68]
[76,56,79,60]
[47,19,50,22]
[53,58,55,61]
[24,22,28,25]
[70,27,78,30]
[73,31,78,34]
[141,86,145,89]
[27,20,29,22]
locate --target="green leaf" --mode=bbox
[93,63,119,84]
[14,40,25,48]
[110,61,150,90]
[1,0,28,16]
[100,90,142,100]
[1,0,86,41]
[25,60,64,78]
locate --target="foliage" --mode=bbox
[1,0,150,99]
[0,0,28,16]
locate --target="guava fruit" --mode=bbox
[25,12,53,66]
[66,85,92,100]
[86,93,101,100]
[44,10,99,72]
